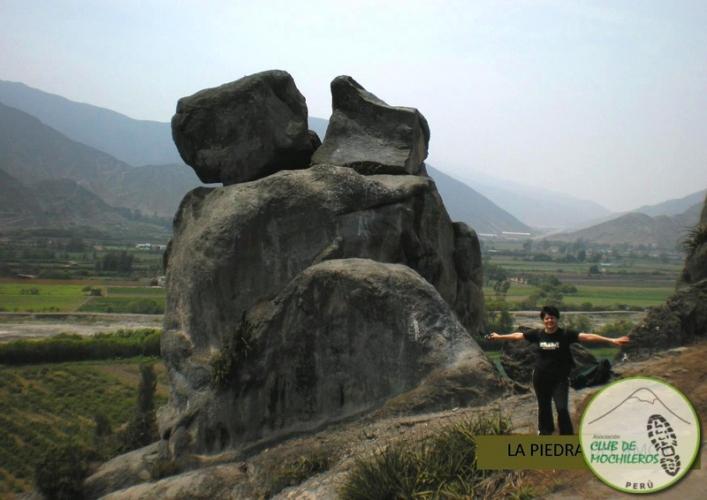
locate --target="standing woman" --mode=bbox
[488,305,630,435]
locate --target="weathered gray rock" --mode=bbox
[84,73,498,499]
[160,258,503,459]
[160,165,490,456]
[84,443,160,499]
[99,462,249,500]
[163,164,480,356]
[311,76,430,175]
[452,222,484,332]
[626,195,707,358]
[624,279,707,358]
[171,70,316,185]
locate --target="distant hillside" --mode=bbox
[425,166,532,234]
[633,189,707,217]
[451,169,613,230]
[0,168,38,214]
[0,83,542,235]
[547,203,702,249]
[0,171,170,241]
[0,80,180,166]
[0,102,200,218]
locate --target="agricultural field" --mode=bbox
[0,238,166,282]
[482,251,680,312]
[484,282,674,309]
[487,254,683,277]
[0,358,168,496]
[0,283,88,312]
[0,281,166,314]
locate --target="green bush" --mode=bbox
[561,314,592,332]
[340,412,511,499]
[210,320,255,389]
[119,364,159,452]
[597,320,634,338]
[0,329,161,365]
[682,223,707,258]
[268,449,331,495]
[126,299,162,314]
[34,442,96,500]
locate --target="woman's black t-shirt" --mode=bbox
[523,328,580,378]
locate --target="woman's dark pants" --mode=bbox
[532,370,573,435]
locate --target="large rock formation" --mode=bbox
[172,70,318,185]
[311,76,430,175]
[156,73,498,474]
[623,280,707,358]
[625,194,707,358]
[160,259,502,460]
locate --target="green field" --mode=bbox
[564,285,672,307]
[106,286,165,297]
[0,358,168,495]
[486,255,683,276]
[79,296,165,314]
[0,283,88,312]
[484,282,674,309]
[0,281,166,314]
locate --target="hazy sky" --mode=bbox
[2,0,706,212]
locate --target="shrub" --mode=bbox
[562,314,592,332]
[268,449,331,495]
[34,442,96,500]
[119,364,159,452]
[0,329,161,365]
[210,319,255,389]
[681,223,707,258]
[340,412,511,500]
[126,299,162,314]
[597,320,634,338]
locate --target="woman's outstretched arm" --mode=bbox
[487,332,525,341]
[578,333,630,347]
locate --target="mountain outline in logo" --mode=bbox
[579,377,700,494]
[586,387,690,426]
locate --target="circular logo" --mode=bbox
[579,377,700,494]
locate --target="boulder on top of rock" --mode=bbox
[311,76,430,175]
[159,259,504,458]
[171,70,317,185]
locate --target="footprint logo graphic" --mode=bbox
[647,414,681,477]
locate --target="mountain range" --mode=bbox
[1,79,703,247]
[0,81,532,236]
[451,168,613,230]
[547,202,702,249]
[0,80,180,166]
